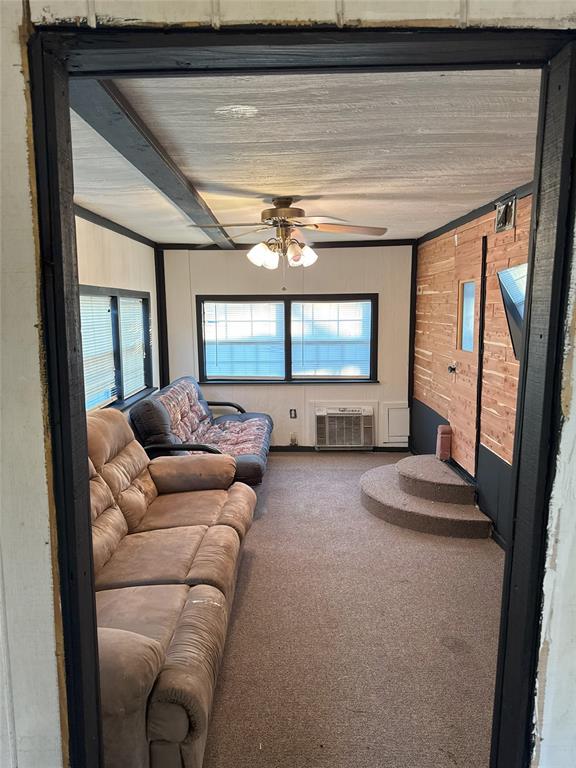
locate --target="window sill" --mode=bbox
[107,386,157,412]
[199,379,380,386]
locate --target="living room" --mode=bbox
[4,8,576,768]
[70,64,537,768]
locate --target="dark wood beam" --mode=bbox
[44,28,574,78]
[69,78,234,249]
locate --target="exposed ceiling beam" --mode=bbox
[69,79,234,249]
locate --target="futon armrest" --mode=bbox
[144,442,222,456]
[206,400,246,414]
[149,453,236,494]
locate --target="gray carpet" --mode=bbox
[203,453,504,768]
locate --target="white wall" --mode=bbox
[28,1,576,29]
[75,217,160,388]
[164,246,412,446]
[1,2,65,766]
[532,246,576,767]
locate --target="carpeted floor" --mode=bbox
[203,453,505,768]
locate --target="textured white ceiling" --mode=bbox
[71,69,541,244]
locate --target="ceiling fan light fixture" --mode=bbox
[301,245,319,267]
[247,241,273,267]
[262,247,280,270]
[286,240,303,267]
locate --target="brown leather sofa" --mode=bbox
[87,409,257,768]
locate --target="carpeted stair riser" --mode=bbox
[360,464,491,539]
[360,490,489,538]
[396,455,476,504]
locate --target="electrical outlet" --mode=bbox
[290,432,298,446]
[289,408,297,419]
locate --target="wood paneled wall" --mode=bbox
[414,195,532,469]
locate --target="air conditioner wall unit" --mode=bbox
[315,406,375,450]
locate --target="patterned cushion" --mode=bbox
[202,418,269,457]
[157,380,210,443]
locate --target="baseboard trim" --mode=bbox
[446,458,476,486]
[270,445,316,452]
[270,445,409,453]
[491,528,509,551]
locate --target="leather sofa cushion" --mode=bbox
[97,583,190,648]
[88,409,158,531]
[149,453,236,494]
[98,626,164,768]
[95,524,240,599]
[89,459,128,574]
[134,482,256,540]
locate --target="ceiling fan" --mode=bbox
[187,197,388,269]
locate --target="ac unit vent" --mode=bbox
[315,407,375,450]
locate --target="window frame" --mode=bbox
[79,284,154,409]
[196,293,379,384]
[457,279,476,353]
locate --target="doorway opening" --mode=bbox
[29,27,576,768]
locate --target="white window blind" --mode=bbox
[291,300,373,378]
[119,297,147,398]
[202,301,285,379]
[80,294,117,410]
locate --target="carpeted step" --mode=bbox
[396,454,476,504]
[360,465,491,538]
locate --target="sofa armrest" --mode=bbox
[148,585,228,745]
[206,400,246,414]
[144,442,222,456]
[149,453,237,494]
[98,627,163,716]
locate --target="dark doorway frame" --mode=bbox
[28,26,576,768]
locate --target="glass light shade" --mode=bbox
[246,242,273,267]
[286,241,303,267]
[262,247,280,270]
[301,245,319,267]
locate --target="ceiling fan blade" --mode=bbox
[291,227,311,245]
[233,226,274,238]
[186,222,263,228]
[301,223,388,236]
[292,215,347,225]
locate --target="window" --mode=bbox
[79,286,152,410]
[80,293,117,409]
[201,301,285,379]
[198,295,377,383]
[291,300,373,379]
[119,296,148,397]
[458,280,476,352]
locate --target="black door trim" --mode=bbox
[28,36,102,768]
[490,41,576,768]
[27,25,576,768]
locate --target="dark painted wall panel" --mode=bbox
[410,398,449,456]
[476,444,514,547]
